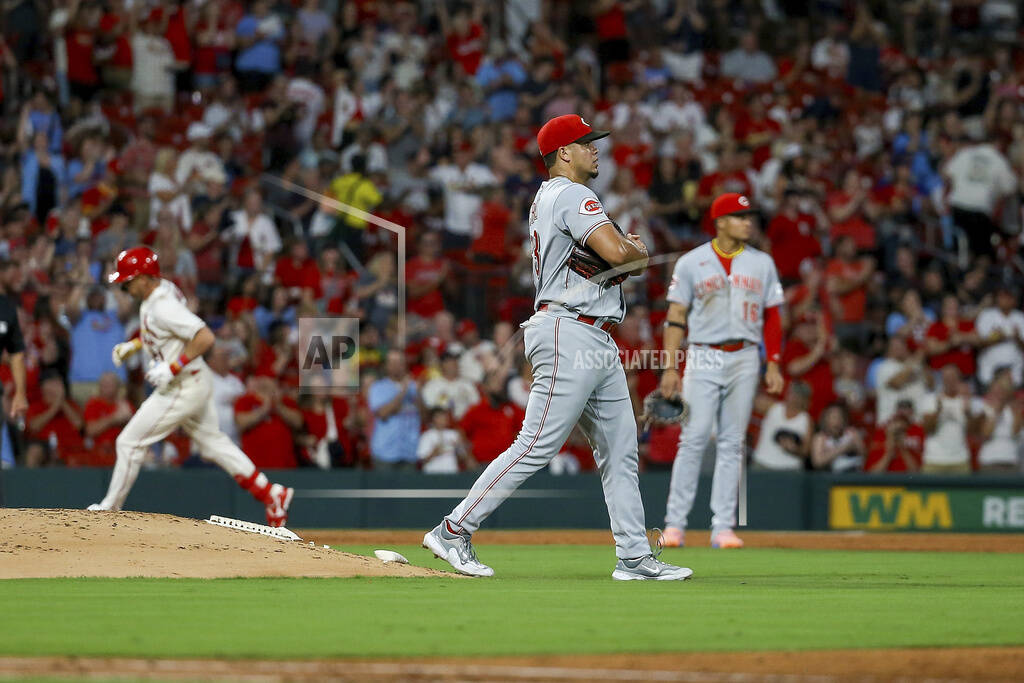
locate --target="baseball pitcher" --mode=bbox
[659,193,785,548]
[424,114,692,581]
[86,247,294,527]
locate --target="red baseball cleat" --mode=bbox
[660,527,685,548]
[711,529,744,548]
[265,484,294,528]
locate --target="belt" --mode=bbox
[538,304,617,333]
[705,340,754,352]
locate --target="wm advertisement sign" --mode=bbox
[829,486,1024,531]
[830,487,952,530]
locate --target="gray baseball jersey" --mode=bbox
[528,175,625,322]
[667,242,784,343]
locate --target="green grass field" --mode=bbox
[2,545,1022,659]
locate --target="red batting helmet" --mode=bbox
[108,247,160,284]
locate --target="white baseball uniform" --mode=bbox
[664,242,784,533]
[442,175,651,560]
[93,280,279,512]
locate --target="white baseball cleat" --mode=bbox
[422,522,494,577]
[612,555,693,581]
[86,504,109,511]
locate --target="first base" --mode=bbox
[206,515,302,541]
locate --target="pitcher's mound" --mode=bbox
[0,508,452,579]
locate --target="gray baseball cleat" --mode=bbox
[423,522,494,577]
[612,555,693,581]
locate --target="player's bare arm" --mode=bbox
[584,223,649,274]
[660,302,688,398]
[9,351,27,419]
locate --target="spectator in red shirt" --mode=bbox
[767,189,824,283]
[82,371,134,467]
[826,169,878,251]
[782,312,836,421]
[865,399,924,472]
[24,373,84,467]
[825,235,875,352]
[786,258,829,330]
[274,239,321,303]
[924,293,979,377]
[66,4,102,102]
[406,231,450,321]
[98,1,133,90]
[734,95,781,169]
[439,0,486,77]
[460,370,526,465]
[233,375,301,469]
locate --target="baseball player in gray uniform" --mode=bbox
[659,193,785,549]
[424,114,692,580]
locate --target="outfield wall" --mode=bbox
[2,469,1022,532]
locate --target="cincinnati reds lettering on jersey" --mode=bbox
[528,175,625,322]
[667,242,784,343]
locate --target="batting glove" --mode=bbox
[112,338,143,367]
[145,361,176,391]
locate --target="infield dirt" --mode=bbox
[0,508,452,579]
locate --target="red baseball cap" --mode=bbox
[709,193,756,220]
[537,114,610,156]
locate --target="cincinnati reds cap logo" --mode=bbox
[738,195,750,207]
[579,116,589,127]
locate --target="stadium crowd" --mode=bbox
[0,0,1023,475]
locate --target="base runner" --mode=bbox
[659,193,785,548]
[86,247,294,527]
[423,114,692,581]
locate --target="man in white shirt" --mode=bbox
[918,364,984,474]
[650,83,706,136]
[421,349,480,420]
[975,285,1024,388]
[228,188,282,279]
[943,140,1018,258]
[977,368,1023,472]
[131,11,176,112]
[429,143,497,249]
[873,336,930,423]
[752,382,813,470]
[176,123,227,194]
[417,407,473,474]
[208,342,246,446]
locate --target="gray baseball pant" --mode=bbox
[665,343,760,533]
[445,312,651,559]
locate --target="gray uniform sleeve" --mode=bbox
[556,184,613,245]
[763,257,785,308]
[666,256,692,307]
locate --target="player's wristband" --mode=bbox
[664,321,687,331]
[169,353,191,376]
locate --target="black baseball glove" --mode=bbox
[567,221,630,287]
[638,391,689,431]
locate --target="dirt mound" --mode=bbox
[0,509,454,579]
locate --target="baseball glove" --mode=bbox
[638,391,689,431]
[567,221,629,287]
